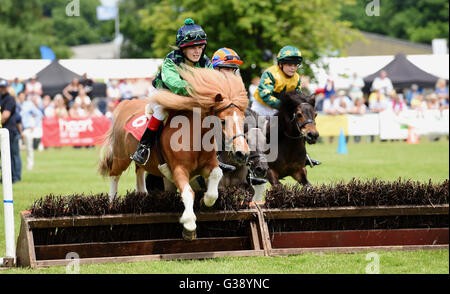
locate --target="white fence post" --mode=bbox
[0,128,15,266]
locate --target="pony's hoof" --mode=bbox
[200,197,212,208]
[182,228,197,241]
[201,194,218,207]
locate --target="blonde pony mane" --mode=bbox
[148,66,248,112]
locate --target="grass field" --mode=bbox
[0,137,449,274]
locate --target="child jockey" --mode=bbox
[212,48,268,186]
[131,18,212,165]
[251,45,321,168]
[211,47,243,74]
[210,47,247,172]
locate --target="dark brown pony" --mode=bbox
[265,91,319,187]
[98,67,249,240]
[218,109,269,202]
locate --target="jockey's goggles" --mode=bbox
[183,31,207,43]
[216,55,244,65]
[279,56,303,66]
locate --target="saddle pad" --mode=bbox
[124,113,148,141]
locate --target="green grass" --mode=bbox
[3,250,448,274]
[0,138,449,274]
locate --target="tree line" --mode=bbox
[1,0,448,81]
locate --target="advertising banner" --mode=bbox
[42,117,111,147]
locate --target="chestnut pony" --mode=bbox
[99,67,249,240]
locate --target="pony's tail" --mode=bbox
[98,128,114,177]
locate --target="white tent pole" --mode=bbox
[115,3,120,59]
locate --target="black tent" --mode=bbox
[36,60,106,98]
[363,53,443,92]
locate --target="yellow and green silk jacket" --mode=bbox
[253,65,302,109]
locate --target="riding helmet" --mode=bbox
[211,48,244,69]
[176,18,208,48]
[277,45,303,65]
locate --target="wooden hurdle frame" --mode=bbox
[16,208,266,268]
[258,204,449,256]
[16,204,449,268]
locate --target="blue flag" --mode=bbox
[40,46,56,61]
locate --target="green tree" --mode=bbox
[121,0,359,83]
[119,0,162,58]
[42,0,114,46]
[0,0,72,58]
[340,0,449,44]
[0,0,115,59]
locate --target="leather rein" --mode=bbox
[211,103,247,148]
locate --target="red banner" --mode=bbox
[42,116,112,147]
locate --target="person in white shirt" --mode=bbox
[42,95,55,118]
[69,100,87,118]
[348,72,365,100]
[19,94,43,170]
[119,79,134,101]
[335,90,353,113]
[74,87,91,109]
[25,76,43,99]
[369,93,388,113]
[323,94,344,115]
[387,90,406,114]
[349,97,367,115]
[371,71,393,96]
[323,91,351,115]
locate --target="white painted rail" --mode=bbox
[0,128,16,266]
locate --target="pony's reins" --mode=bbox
[212,103,247,149]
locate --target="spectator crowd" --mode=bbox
[309,71,449,116]
[1,68,449,184]
[0,74,156,183]
[293,71,449,144]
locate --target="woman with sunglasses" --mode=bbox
[211,47,243,74]
[132,18,212,165]
[251,45,322,168]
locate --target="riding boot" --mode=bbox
[131,116,162,165]
[306,153,322,168]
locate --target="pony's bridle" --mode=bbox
[285,102,316,140]
[247,152,267,170]
[212,103,247,149]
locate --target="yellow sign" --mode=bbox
[316,115,348,136]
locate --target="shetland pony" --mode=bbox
[265,91,319,187]
[99,67,249,240]
[218,109,269,202]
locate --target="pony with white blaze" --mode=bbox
[98,66,249,240]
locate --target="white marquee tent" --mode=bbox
[310,54,449,91]
[0,59,163,81]
[0,54,448,88]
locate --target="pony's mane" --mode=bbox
[148,66,248,112]
[282,91,312,105]
[277,91,315,113]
